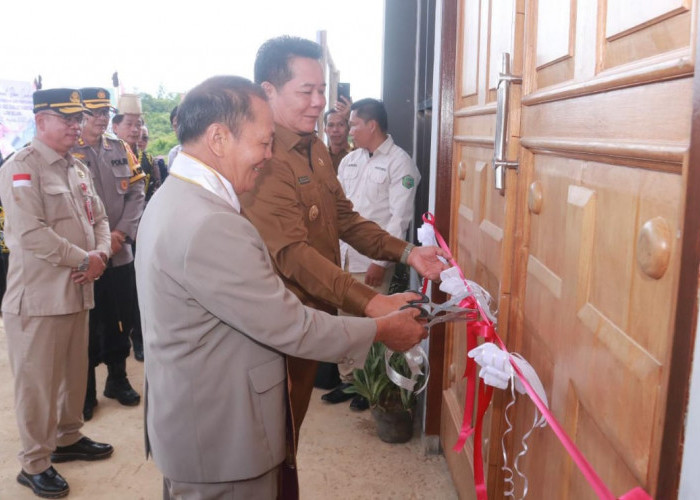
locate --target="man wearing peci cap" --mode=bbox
[111,94,155,363]
[72,88,146,420]
[0,89,114,498]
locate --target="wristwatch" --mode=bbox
[78,255,90,272]
[400,243,415,265]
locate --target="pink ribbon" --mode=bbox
[420,213,651,500]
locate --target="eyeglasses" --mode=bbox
[41,112,84,126]
[90,109,111,118]
[141,136,149,141]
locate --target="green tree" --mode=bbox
[140,92,181,158]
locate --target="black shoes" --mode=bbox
[132,336,144,362]
[104,377,140,406]
[350,395,370,412]
[321,383,354,404]
[51,437,114,463]
[133,345,144,362]
[17,466,69,498]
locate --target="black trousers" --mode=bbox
[88,262,136,366]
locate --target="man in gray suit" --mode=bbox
[135,76,427,499]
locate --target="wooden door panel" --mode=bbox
[509,152,682,496]
[460,0,480,98]
[605,0,689,40]
[510,155,680,495]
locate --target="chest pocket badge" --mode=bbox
[120,179,128,191]
[309,205,319,221]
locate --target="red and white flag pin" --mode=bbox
[12,174,31,188]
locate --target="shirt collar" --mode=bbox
[373,134,394,156]
[273,124,317,153]
[169,152,241,213]
[32,137,72,167]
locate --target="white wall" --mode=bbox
[678,290,700,498]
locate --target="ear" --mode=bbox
[34,114,46,132]
[260,82,276,100]
[206,123,230,157]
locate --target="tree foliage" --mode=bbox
[140,91,181,159]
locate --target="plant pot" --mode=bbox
[371,407,413,443]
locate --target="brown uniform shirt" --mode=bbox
[240,125,407,317]
[328,143,352,174]
[0,138,111,315]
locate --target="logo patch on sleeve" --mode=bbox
[401,175,415,189]
[12,174,31,188]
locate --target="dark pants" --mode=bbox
[0,252,8,304]
[88,262,136,367]
[130,243,142,349]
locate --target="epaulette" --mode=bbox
[10,147,33,162]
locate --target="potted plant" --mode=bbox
[345,342,424,443]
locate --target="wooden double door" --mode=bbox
[440,0,695,498]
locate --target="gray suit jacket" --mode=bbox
[135,175,375,483]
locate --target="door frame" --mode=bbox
[657,8,700,496]
[424,0,458,437]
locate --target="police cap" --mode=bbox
[33,88,87,115]
[81,87,115,112]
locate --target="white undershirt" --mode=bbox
[169,152,240,213]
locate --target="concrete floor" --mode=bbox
[0,323,457,499]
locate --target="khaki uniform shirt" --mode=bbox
[72,136,145,267]
[240,125,407,317]
[0,138,111,315]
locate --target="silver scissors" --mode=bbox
[401,291,476,329]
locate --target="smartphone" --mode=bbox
[337,82,351,101]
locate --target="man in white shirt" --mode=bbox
[326,98,421,410]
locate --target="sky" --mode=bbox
[1,0,385,99]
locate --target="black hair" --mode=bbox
[254,36,323,88]
[170,105,178,126]
[176,75,267,145]
[350,98,388,133]
[323,109,347,126]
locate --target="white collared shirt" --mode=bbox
[338,135,420,272]
[169,152,240,213]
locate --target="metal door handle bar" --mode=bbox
[493,53,522,193]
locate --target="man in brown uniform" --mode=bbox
[324,108,352,173]
[241,36,446,455]
[0,89,114,498]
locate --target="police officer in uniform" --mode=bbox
[0,89,114,498]
[73,88,146,420]
[111,94,152,362]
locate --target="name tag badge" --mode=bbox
[298,176,311,185]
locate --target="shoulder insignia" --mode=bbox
[129,163,146,184]
[123,142,138,169]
